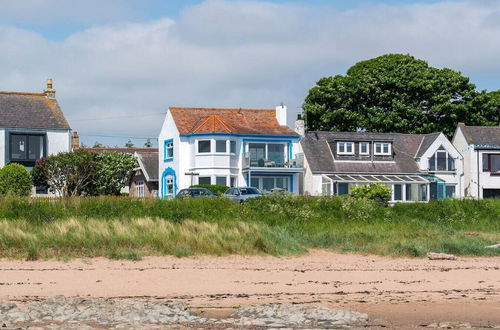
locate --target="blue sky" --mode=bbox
[0,0,498,147]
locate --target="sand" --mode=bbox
[1,250,499,327]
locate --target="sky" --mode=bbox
[0,0,499,147]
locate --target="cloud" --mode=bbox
[0,0,499,146]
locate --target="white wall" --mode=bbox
[158,110,181,197]
[417,133,464,198]
[46,130,72,156]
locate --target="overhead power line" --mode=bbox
[69,112,166,122]
[78,134,156,140]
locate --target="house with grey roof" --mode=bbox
[453,123,500,199]
[301,131,463,202]
[129,150,159,198]
[0,79,71,171]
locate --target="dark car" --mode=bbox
[223,187,263,203]
[176,188,215,198]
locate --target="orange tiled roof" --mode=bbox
[169,107,298,136]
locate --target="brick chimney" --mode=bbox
[72,131,80,150]
[44,78,56,98]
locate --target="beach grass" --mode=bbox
[0,196,498,259]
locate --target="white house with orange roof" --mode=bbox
[157,105,304,198]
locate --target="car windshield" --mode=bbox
[240,187,261,195]
[192,189,213,196]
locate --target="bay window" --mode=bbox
[429,148,455,171]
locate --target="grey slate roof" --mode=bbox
[137,151,158,182]
[301,131,440,174]
[0,92,70,130]
[457,123,500,147]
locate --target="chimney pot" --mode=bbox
[44,78,56,98]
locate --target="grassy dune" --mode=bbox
[0,196,498,259]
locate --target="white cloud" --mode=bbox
[0,0,499,146]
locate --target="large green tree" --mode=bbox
[304,54,499,137]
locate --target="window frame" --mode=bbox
[230,141,237,154]
[198,176,211,185]
[359,142,370,155]
[136,180,145,198]
[215,176,227,186]
[337,142,354,155]
[374,142,391,156]
[9,132,47,164]
[164,139,174,162]
[483,153,500,174]
[215,140,227,153]
[429,149,455,172]
[197,140,211,154]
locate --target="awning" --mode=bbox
[325,174,429,184]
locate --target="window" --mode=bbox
[164,139,174,161]
[198,176,211,185]
[10,134,45,162]
[136,180,145,197]
[429,148,455,171]
[249,176,289,191]
[394,184,402,201]
[198,140,211,153]
[267,144,285,166]
[230,177,236,187]
[165,176,174,196]
[359,142,369,155]
[250,177,259,188]
[483,154,500,173]
[337,142,354,155]
[338,183,349,195]
[374,142,391,155]
[446,185,456,198]
[230,141,236,154]
[216,176,226,186]
[405,184,412,201]
[216,140,226,153]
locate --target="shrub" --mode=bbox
[350,183,392,205]
[190,184,229,196]
[0,163,32,196]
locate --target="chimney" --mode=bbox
[72,131,80,150]
[276,103,287,126]
[295,114,305,136]
[44,78,56,98]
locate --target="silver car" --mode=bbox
[224,187,263,203]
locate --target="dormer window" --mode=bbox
[429,147,455,171]
[374,142,391,155]
[337,142,354,155]
[359,142,369,155]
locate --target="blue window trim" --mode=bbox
[161,167,177,198]
[180,132,300,139]
[164,139,174,162]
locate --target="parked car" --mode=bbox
[176,188,215,198]
[224,187,263,203]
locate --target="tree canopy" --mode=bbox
[304,54,499,137]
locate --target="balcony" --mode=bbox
[243,152,303,170]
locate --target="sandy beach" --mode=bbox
[1,250,499,327]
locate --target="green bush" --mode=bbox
[0,163,32,196]
[190,184,229,196]
[350,183,392,205]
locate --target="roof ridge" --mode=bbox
[192,114,233,133]
[170,106,275,112]
[0,91,46,97]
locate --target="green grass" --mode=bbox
[0,196,498,259]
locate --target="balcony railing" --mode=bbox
[243,152,303,169]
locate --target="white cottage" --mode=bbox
[301,131,464,202]
[0,79,71,171]
[453,123,500,199]
[158,106,303,197]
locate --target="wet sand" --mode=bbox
[1,250,499,327]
